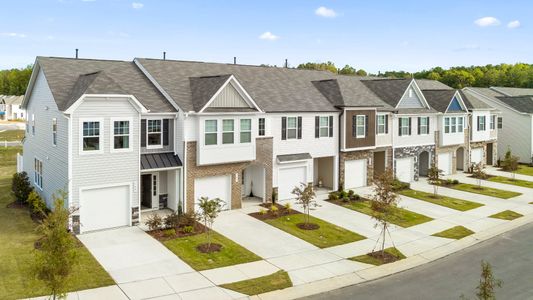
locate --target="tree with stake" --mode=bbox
[292,182,318,229]
[371,168,399,257]
[427,162,443,197]
[501,148,520,180]
[32,190,77,300]
[196,197,223,253]
[472,163,487,189]
[476,260,503,300]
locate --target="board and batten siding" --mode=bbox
[23,68,69,207]
[398,86,426,108]
[70,97,140,210]
[209,83,249,108]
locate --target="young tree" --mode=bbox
[32,190,77,300]
[501,148,520,179]
[427,162,443,197]
[472,163,487,188]
[476,260,503,300]
[371,168,399,256]
[292,182,317,228]
[196,197,223,251]
[11,171,33,204]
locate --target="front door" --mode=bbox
[141,174,152,209]
[487,143,493,165]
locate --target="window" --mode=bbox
[400,117,410,136]
[34,158,43,189]
[377,115,387,134]
[240,119,252,143]
[498,117,503,129]
[478,116,486,131]
[450,117,457,133]
[113,120,130,150]
[52,118,57,146]
[458,117,464,132]
[419,117,429,134]
[258,118,265,136]
[31,114,35,136]
[408,88,414,97]
[319,116,329,137]
[354,115,366,138]
[286,117,297,139]
[82,121,100,151]
[222,119,234,144]
[445,116,464,134]
[205,120,217,145]
[147,119,162,147]
[490,115,496,130]
[444,117,450,134]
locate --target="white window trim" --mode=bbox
[34,157,43,190]
[52,118,57,147]
[355,115,366,138]
[458,116,464,132]
[286,116,298,140]
[400,117,410,136]
[490,115,496,130]
[258,118,266,136]
[79,118,104,155]
[376,114,387,135]
[478,116,486,131]
[240,118,252,143]
[222,119,235,145]
[204,119,218,146]
[450,117,457,133]
[110,117,133,153]
[146,118,164,149]
[419,117,429,135]
[31,114,35,136]
[318,116,330,138]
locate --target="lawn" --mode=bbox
[0,147,114,300]
[511,165,533,176]
[399,189,483,211]
[489,210,523,220]
[432,226,474,239]
[263,213,366,248]
[446,183,521,199]
[349,248,406,266]
[487,176,533,189]
[220,271,292,296]
[162,230,261,271]
[0,129,25,141]
[337,199,433,228]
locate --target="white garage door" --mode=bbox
[278,166,307,200]
[438,153,452,175]
[80,185,130,233]
[471,148,483,165]
[345,159,367,188]
[396,157,413,183]
[194,175,231,210]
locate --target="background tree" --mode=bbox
[0,66,33,95]
[32,191,77,300]
[371,168,399,256]
[196,197,223,251]
[427,162,444,197]
[476,260,503,300]
[292,182,317,228]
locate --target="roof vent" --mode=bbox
[163,51,166,60]
[75,48,79,59]
[234,57,236,65]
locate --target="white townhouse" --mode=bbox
[0,95,25,120]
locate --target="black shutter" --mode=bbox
[408,117,412,135]
[398,118,402,136]
[365,115,368,137]
[141,119,146,147]
[477,116,480,131]
[315,116,319,138]
[417,117,421,135]
[163,119,169,146]
[426,117,430,134]
[281,117,287,140]
[385,115,389,133]
[329,116,333,137]
[297,116,302,139]
[352,116,357,137]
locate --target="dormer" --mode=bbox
[397,80,431,109]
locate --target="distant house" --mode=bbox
[0,95,25,120]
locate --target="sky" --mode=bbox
[0,0,532,73]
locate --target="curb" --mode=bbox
[252,213,533,300]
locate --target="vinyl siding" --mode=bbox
[141,117,174,154]
[393,114,436,148]
[438,113,468,146]
[375,113,393,146]
[209,83,249,108]
[22,69,68,207]
[471,111,491,142]
[398,87,425,108]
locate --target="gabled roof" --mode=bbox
[29,57,175,112]
[490,87,533,97]
[361,78,412,107]
[312,77,392,108]
[0,95,23,105]
[415,79,453,90]
[495,96,533,113]
[189,74,232,112]
[421,89,464,113]
[460,88,500,110]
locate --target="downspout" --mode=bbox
[338,108,344,191]
[391,112,396,176]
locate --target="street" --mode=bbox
[303,222,533,300]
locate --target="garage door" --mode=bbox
[194,175,231,210]
[438,153,452,175]
[345,159,367,188]
[80,185,130,233]
[278,166,307,200]
[471,148,483,165]
[396,157,413,183]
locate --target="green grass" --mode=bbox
[162,230,261,271]
[512,165,533,176]
[0,129,25,141]
[220,271,292,296]
[446,183,521,199]
[487,176,533,189]
[0,147,114,300]
[349,248,406,266]
[339,200,433,228]
[399,189,483,211]
[263,213,366,248]
[489,210,523,220]
[432,226,475,239]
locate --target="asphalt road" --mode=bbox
[303,222,533,300]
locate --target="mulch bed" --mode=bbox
[367,250,402,264]
[249,203,300,220]
[148,222,207,241]
[326,197,368,207]
[296,223,320,230]
[6,201,27,209]
[196,243,223,253]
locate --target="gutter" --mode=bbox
[338,108,344,191]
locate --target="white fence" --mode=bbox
[16,153,23,173]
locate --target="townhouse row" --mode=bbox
[20,57,498,233]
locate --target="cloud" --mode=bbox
[507,20,521,29]
[259,31,279,41]
[474,16,500,27]
[131,2,143,9]
[315,6,337,18]
[0,32,27,38]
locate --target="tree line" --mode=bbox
[0,66,32,95]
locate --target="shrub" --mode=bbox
[12,171,33,204]
[350,193,360,201]
[28,191,48,218]
[145,214,163,231]
[452,179,459,184]
[162,228,176,237]
[284,202,292,211]
[272,190,278,204]
[163,212,180,229]
[328,192,339,201]
[179,212,199,227]
[182,225,194,234]
[259,208,267,215]
[392,179,410,191]
[270,205,279,216]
